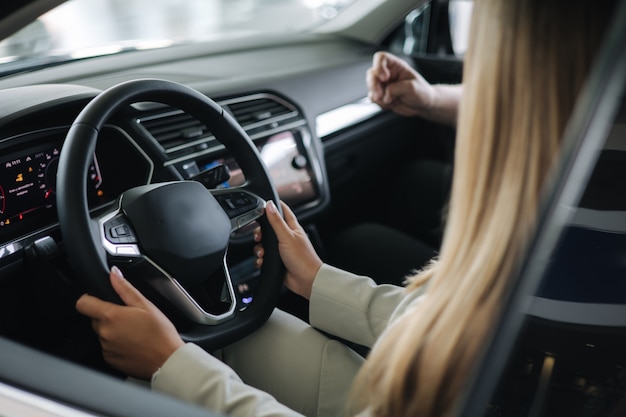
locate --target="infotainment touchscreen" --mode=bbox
[192,130,319,208]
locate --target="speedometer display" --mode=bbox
[0,144,103,236]
[0,145,102,228]
[1,146,57,225]
[0,126,151,244]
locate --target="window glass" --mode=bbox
[0,0,357,71]
[391,0,472,58]
[448,0,473,56]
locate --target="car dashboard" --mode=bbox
[0,33,389,371]
[0,83,334,360]
[0,84,325,265]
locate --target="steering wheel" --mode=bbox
[56,79,284,350]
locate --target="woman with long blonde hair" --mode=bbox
[351,0,616,416]
[76,1,617,416]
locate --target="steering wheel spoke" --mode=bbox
[96,196,239,325]
[130,254,239,326]
[99,208,141,258]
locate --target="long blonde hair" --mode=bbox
[351,1,615,416]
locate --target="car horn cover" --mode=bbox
[121,181,231,287]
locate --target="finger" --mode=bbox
[252,226,262,242]
[383,80,406,105]
[372,52,390,81]
[253,243,264,258]
[76,293,114,320]
[366,68,384,102]
[278,200,301,230]
[382,87,394,105]
[108,266,152,309]
[383,76,414,105]
[265,200,293,240]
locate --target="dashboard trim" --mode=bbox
[315,96,383,139]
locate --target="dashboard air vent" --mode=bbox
[137,93,304,159]
[225,96,294,128]
[138,109,215,155]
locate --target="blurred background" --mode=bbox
[0,0,356,61]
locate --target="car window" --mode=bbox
[448,0,473,56]
[392,0,472,57]
[0,0,357,74]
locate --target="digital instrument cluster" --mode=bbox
[0,126,152,244]
[0,145,102,227]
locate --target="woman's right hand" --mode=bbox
[254,200,322,300]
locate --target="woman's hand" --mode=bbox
[75,266,185,380]
[254,200,322,300]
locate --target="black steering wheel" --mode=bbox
[57,79,284,350]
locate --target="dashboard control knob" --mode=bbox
[292,154,307,169]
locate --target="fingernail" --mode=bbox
[111,265,125,280]
[266,200,277,213]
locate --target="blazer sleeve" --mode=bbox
[152,343,304,417]
[308,264,411,348]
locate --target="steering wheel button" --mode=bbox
[237,209,263,228]
[111,225,129,237]
[115,245,140,256]
[225,199,237,209]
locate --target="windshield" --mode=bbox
[0,0,356,74]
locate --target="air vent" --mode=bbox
[137,93,304,159]
[225,95,295,129]
[138,109,216,154]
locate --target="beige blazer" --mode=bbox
[152,264,426,417]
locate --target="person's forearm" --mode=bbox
[428,84,463,126]
[309,264,406,348]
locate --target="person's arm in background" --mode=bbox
[367,51,462,126]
